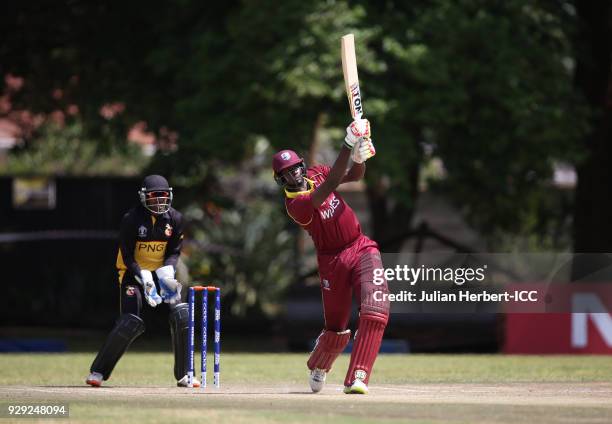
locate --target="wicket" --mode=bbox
[187,285,221,389]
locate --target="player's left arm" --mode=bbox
[164,211,184,268]
[157,211,184,304]
[311,119,372,208]
[342,137,375,183]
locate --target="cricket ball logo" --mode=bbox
[165,224,173,237]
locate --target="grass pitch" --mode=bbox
[1,353,611,423]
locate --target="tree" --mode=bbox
[1,0,594,254]
[361,0,587,249]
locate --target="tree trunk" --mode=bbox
[572,0,612,253]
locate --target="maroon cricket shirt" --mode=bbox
[284,165,362,254]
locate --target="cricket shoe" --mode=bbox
[177,375,201,388]
[309,368,326,393]
[85,372,103,387]
[343,378,368,394]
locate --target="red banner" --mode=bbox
[504,290,612,354]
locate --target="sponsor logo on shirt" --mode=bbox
[136,242,166,252]
[319,194,341,220]
[165,223,173,237]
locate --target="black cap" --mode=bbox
[141,175,170,191]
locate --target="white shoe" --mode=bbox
[85,372,103,387]
[343,378,368,394]
[177,375,201,388]
[309,368,326,393]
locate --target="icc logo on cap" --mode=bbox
[281,152,291,161]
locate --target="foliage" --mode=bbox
[0,0,595,250]
[361,0,588,247]
[420,1,586,236]
[184,198,295,317]
[2,122,149,176]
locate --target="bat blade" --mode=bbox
[341,33,363,119]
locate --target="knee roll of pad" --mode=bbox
[361,286,390,325]
[169,303,189,328]
[359,309,389,326]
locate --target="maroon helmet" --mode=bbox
[272,149,306,187]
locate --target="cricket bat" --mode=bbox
[341,33,363,119]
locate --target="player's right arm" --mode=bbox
[119,212,162,306]
[118,213,142,277]
[311,147,352,208]
[311,119,370,208]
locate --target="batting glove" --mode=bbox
[344,118,371,149]
[156,265,182,304]
[135,270,162,307]
[352,138,376,164]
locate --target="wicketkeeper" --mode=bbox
[272,119,390,394]
[86,175,196,387]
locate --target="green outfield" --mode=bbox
[1,353,611,423]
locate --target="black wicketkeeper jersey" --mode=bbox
[115,205,184,283]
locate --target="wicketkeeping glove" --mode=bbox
[352,138,376,164]
[155,265,182,304]
[135,270,162,307]
[344,118,371,149]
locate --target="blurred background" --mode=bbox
[1,1,610,354]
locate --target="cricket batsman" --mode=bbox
[272,119,390,394]
[86,175,196,387]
